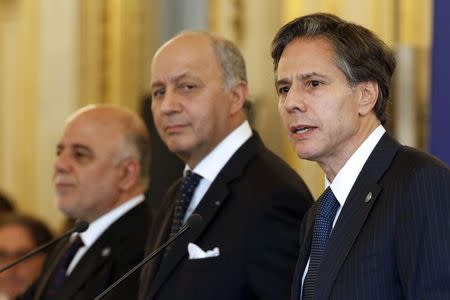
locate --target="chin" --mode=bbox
[294,146,318,161]
[167,139,195,156]
[57,198,78,217]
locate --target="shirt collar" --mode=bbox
[326,125,385,207]
[76,194,144,247]
[184,120,252,183]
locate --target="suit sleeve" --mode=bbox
[396,164,450,299]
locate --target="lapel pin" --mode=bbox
[365,192,373,203]
[101,247,111,257]
[215,201,220,206]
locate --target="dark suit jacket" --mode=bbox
[23,201,150,300]
[139,133,313,300]
[291,133,450,300]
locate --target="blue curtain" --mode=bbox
[430,0,450,166]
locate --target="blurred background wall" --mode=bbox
[0,0,440,230]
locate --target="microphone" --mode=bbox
[93,213,203,300]
[0,221,89,272]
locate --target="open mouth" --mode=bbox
[290,125,316,134]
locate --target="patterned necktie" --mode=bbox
[169,170,202,238]
[302,187,339,300]
[45,235,84,297]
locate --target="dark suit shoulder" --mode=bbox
[395,145,449,171]
[386,148,450,298]
[240,144,313,210]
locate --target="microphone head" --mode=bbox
[74,221,89,233]
[186,214,203,230]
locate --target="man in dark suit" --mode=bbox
[139,31,313,300]
[23,105,151,299]
[272,13,450,299]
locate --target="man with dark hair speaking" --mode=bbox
[272,13,450,299]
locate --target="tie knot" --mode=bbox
[316,187,339,221]
[63,235,84,262]
[181,171,202,194]
[71,235,84,248]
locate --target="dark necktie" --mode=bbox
[45,235,84,297]
[169,170,202,238]
[302,187,339,300]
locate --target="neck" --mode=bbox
[320,117,380,182]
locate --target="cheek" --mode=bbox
[278,102,287,120]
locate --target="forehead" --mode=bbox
[59,113,123,149]
[277,37,339,77]
[151,34,221,83]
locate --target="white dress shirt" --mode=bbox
[182,120,252,223]
[66,194,145,275]
[300,125,386,296]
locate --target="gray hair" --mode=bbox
[178,31,247,90]
[209,35,247,90]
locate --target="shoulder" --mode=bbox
[380,146,450,218]
[386,145,450,184]
[225,142,313,230]
[99,202,150,253]
[245,144,313,202]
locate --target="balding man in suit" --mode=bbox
[139,31,313,300]
[24,105,151,300]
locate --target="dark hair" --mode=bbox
[0,191,15,213]
[271,13,396,125]
[0,213,54,249]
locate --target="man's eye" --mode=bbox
[308,80,321,88]
[180,84,196,91]
[74,151,89,161]
[278,86,290,95]
[74,152,84,159]
[152,88,165,98]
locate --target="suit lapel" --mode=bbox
[58,243,112,299]
[33,238,70,300]
[149,133,263,298]
[141,189,177,288]
[314,133,400,299]
[150,180,229,295]
[58,202,146,299]
[291,208,315,300]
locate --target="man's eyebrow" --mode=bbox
[296,72,328,81]
[72,144,92,152]
[56,143,92,152]
[275,72,328,85]
[151,72,201,88]
[275,77,292,86]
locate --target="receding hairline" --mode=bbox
[152,31,244,86]
[63,104,151,186]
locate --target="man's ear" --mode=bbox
[229,81,248,116]
[118,158,140,191]
[358,81,379,116]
